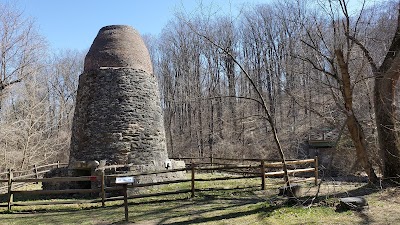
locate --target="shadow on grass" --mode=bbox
[0,192,97,202]
[0,185,257,215]
[0,194,191,215]
[151,183,384,225]
[157,204,275,225]
[107,194,270,225]
[1,182,390,225]
[0,205,124,225]
[299,182,385,225]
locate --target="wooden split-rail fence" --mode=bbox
[0,157,318,211]
[0,161,68,191]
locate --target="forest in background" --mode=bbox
[1,0,399,181]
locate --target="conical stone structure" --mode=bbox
[42,25,183,193]
[69,25,171,171]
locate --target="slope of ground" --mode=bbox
[0,175,399,224]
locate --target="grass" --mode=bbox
[0,174,399,224]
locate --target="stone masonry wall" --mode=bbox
[69,67,169,168]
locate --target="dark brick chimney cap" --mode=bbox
[84,25,153,73]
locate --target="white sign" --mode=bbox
[115,176,135,184]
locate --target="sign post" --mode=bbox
[115,177,135,222]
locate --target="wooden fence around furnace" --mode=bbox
[0,157,318,211]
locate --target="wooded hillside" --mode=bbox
[1,0,399,181]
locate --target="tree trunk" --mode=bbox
[345,6,400,180]
[336,49,378,183]
[373,10,400,179]
[375,64,400,179]
[167,107,175,157]
[208,100,214,156]
[198,109,204,157]
[346,114,378,182]
[226,49,237,134]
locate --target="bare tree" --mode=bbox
[287,0,380,182]
[181,13,291,185]
[0,49,82,171]
[216,17,238,137]
[151,0,400,182]
[1,71,54,169]
[154,18,208,157]
[345,1,400,180]
[0,2,46,108]
[45,50,83,159]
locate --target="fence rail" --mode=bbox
[0,157,318,211]
[0,162,68,193]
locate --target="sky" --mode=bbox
[7,0,265,51]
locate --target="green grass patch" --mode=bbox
[0,173,398,225]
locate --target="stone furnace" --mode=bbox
[68,25,182,180]
[43,25,183,192]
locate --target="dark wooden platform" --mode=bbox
[308,140,335,148]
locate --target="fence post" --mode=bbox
[210,153,214,174]
[123,184,129,222]
[101,170,106,207]
[7,169,13,211]
[260,160,265,190]
[314,156,319,186]
[191,163,195,198]
[33,164,39,184]
[57,161,60,168]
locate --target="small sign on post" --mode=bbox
[115,177,135,222]
[116,176,134,184]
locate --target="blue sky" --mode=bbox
[9,0,265,51]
